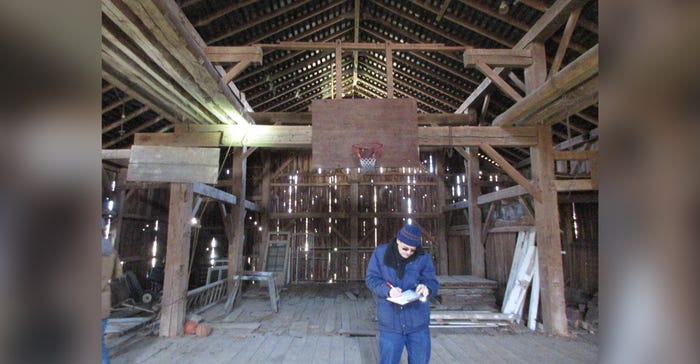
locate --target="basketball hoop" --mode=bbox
[352,143,383,173]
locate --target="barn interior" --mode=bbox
[101,0,598,361]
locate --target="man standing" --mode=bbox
[366,224,439,364]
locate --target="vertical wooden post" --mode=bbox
[349,171,359,280]
[466,147,485,277]
[259,153,272,271]
[386,43,394,98]
[532,125,568,335]
[160,182,193,337]
[335,41,343,100]
[527,42,568,336]
[228,147,247,290]
[434,157,449,275]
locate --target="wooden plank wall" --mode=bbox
[484,201,598,306]
[116,188,170,289]
[266,151,442,281]
[484,232,518,304]
[559,202,598,294]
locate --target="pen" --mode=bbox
[386,281,395,289]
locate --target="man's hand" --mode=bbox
[389,286,403,298]
[415,284,429,298]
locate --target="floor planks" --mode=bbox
[110,282,597,363]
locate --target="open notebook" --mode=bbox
[387,289,423,305]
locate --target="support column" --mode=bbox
[435,157,449,275]
[466,147,485,277]
[259,153,272,271]
[349,171,359,280]
[160,182,193,337]
[532,125,568,335]
[527,41,568,335]
[228,147,247,290]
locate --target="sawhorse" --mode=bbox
[224,271,279,313]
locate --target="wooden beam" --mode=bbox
[207,1,313,44]
[102,149,132,160]
[192,182,236,205]
[459,0,588,53]
[134,132,222,147]
[553,150,596,160]
[531,125,568,335]
[493,45,598,126]
[386,43,394,98]
[159,182,193,337]
[464,49,532,68]
[258,41,465,52]
[475,61,523,102]
[479,143,542,202]
[549,8,582,78]
[477,184,528,205]
[102,96,133,113]
[102,106,149,134]
[103,116,166,149]
[465,147,485,277]
[455,0,589,112]
[174,124,538,147]
[526,76,598,126]
[104,0,254,125]
[435,0,452,22]
[192,0,257,27]
[227,148,247,290]
[336,41,344,99]
[508,72,526,92]
[435,157,449,275]
[419,126,538,147]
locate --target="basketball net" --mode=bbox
[352,143,383,173]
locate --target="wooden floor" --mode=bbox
[110,282,597,363]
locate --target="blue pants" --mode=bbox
[378,328,431,364]
[102,318,110,364]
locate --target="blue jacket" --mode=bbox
[365,239,439,334]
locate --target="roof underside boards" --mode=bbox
[102,0,598,164]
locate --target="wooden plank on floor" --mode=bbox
[324,298,337,333]
[357,336,378,364]
[312,335,334,364]
[281,336,309,364]
[343,335,363,363]
[251,334,278,362]
[266,335,294,362]
[288,320,308,338]
[226,334,267,364]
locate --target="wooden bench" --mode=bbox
[224,271,279,313]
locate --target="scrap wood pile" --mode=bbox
[434,275,498,311]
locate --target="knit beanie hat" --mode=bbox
[397,224,422,247]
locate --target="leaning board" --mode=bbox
[310,98,419,169]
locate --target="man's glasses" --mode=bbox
[398,241,416,253]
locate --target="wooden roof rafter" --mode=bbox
[241,0,349,46]
[206,0,316,45]
[235,22,354,86]
[366,3,479,47]
[456,0,590,112]
[363,53,464,110]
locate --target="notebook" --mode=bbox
[387,289,422,305]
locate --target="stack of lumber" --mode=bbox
[434,275,498,311]
[430,311,516,328]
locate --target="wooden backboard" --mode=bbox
[310,98,419,169]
